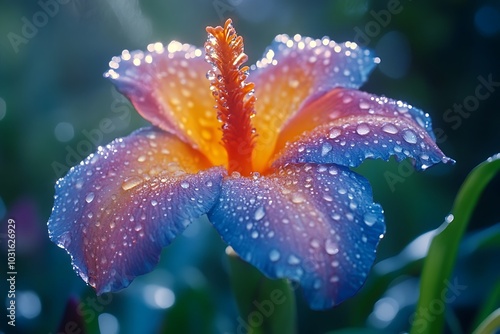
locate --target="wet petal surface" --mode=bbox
[208,164,385,309]
[250,36,377,171]
[105,42,226,166]
[48,127,224,293]
[273,88,454,170]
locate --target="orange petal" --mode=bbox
[105,42,227,166]
[250,35,377,172]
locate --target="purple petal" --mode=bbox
[208,164,385,309]
[273,88,454,170]
[48,127,224,293]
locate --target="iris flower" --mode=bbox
[48,19,453,309]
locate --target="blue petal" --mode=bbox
[208,164,385,309]
[48,127,224,293]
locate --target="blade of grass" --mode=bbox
[472,308,500,334]
[410,154,500,334]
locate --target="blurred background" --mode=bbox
[0,0,499,333]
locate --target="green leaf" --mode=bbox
[227,247,297,334]
[472,308,500,334]
[410,154,500,334]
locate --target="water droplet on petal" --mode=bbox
[359,101,370,109]
[310,238,320,248]
[403,130,417,144]
[291,193,305,204]
[321,142,332,156]
[269,249,280,262]
[330,275,339,283]
[251,231,259,239]
[363,212,378,226]
[288,254,301,265]
[151,200,158,206]
[323,194,333,202]
[329,128,341,139]
[325,239,339,255]
[180,181,190,189]
[57,231,71,249]
[382,124,398,134]
[122,176,142,191]
[254,206,265,221]
[356,124,370,135]
[85,192,95,203]
[75,180,84,189]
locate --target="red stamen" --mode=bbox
[205,19,256,175]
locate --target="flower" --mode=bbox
[48,19,453,310]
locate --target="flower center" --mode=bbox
[205,19,256,175]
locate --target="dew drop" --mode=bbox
[382,124,398,134]
[137,155,146,162]
[75,179,84,189]
[403,130,417,144]
[180,181,190,189]
[331,260,339,267]
[254,206,265,221]
[325,239,339,255]
[321,142,332,156]
[310,238,320,248]
[288,254,301,265]
[323,194,333,202]
[85,192,95,203]
[57,231,71,249]
[356,124,370,135]
[329,128,341,139]
[359,101,370,109]
[291,193,305,204]
[330,276,339,283]
[122,177,142,191]
[363,212,378,226]
[251,231,259,239]
[269,249,280,262]
[151,200,158,207]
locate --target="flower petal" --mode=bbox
[273,88,454,170]
[251,35,377,171]
[208,164,385,309]
[105,42,227,166]
[48,127,224,293]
